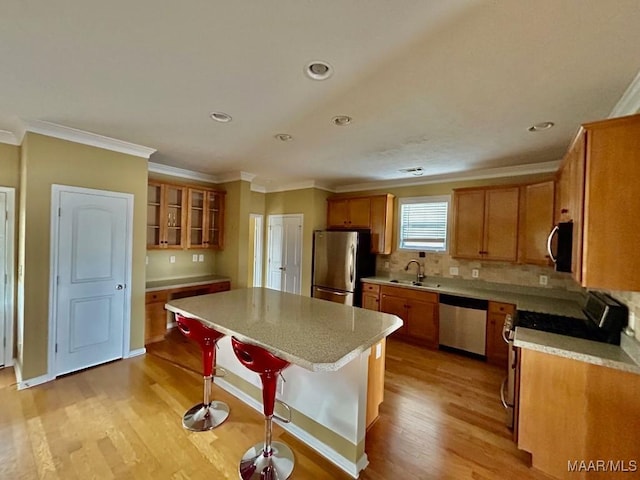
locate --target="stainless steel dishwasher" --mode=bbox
[438,294,488,356]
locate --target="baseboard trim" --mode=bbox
[126,348,146,358]
[215,377,367,479]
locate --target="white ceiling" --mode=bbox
[1,0,639,190]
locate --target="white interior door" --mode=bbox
[53,187,132,376]
[266,214,302,294]
[252,214,263,287]
[0,192,6,365]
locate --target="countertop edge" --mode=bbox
[146,276,231,292]
[514,328,640,375]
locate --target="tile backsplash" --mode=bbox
[376,251,582,291]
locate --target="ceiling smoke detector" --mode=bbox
[528,121,554,132]
[400,167,424,176]
[210,111,232,123]
[274,133,293,142]
[332,115,352,126]
[305,61,333,80]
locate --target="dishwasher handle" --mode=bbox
[439,293,488,311]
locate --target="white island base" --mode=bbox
[213,336,371,478]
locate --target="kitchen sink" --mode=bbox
[388,279,441,288]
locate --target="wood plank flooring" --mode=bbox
[0,331,553,479]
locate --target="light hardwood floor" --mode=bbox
[0,331,552,479]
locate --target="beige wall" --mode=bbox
[18,133,148,379]
[265,188,330,296]
[0,143,20,188]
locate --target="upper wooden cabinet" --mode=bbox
[327,194,394,254]
[558,113,640,290]
[518,181,555,265]
[452,186,520,261]
[147,182,186,249]
[147,181,225,250]
[187,188,225,249]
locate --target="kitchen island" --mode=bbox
[165,287,402,478]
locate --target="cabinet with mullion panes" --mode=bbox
[186,188,225,249]
[147,182,186,249]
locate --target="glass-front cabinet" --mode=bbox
[187,188,225,249]
[147,182,186,249]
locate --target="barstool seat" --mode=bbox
[175,313,230,431]
[231,337,295,480]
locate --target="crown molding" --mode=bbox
[333,160,561,193]
[24,120,156,158]
[148,162,219,183]
[610,69,640,117]
[253,180,335,194]
[215,171,256,183]
[0,130,20,146]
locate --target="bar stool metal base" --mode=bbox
[239,441,295,480]
[182,401,230,432]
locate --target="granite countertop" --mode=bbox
[146,274,231,292]
[362,276,586,318]
[165,287,403,372]
[514,328,640,375]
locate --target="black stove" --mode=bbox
[515,311,599,341]
[515,291,628,345]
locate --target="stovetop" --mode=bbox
[515,310,603,343]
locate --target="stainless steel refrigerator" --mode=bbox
[311,230,375,307]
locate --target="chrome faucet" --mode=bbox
[404,259,425,283]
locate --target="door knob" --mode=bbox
[278,267,286,271]
[116,284,124,290]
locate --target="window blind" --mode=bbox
[399,197,449,251]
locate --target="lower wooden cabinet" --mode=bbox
[361,283,380,311]
[379,285,439,349]
[144,281,230,344]
[485,301,514,368]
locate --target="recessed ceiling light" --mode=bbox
[332,115,352,126]
[400,167,424,176]
[210,111,232,123]
[274,133,293,142]
[528,121,554,132]
[305,61,333,80]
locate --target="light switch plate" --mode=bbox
[192,254,198,262]
[449,266,459,276]
[145,256,148,265]
[471,268,479,278]
[198,254,204,262]
[539,275,548,285]
[169,256,175,264]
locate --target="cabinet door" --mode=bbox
[327,199,349,228]
[362,292,380,311]
[347,197,371,228]
[568,132,585,284]
[406,298,438,348]
[380,293,408,337]
[187,188,206,248]
[452,189,485,258]
[164,185,186,248]
[205,191,224,249]
[147,183,163,248]
[519,181,554,265]
[486,313,509,367]
[370,195,394,254]
[484,187,519,261]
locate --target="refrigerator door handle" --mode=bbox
[315,287,349,296]
[349,244,355,284]
[546,225,559,264]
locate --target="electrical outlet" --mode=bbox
[471,268,479,278]
[169,255,175,264]
[198,254,204,262]
[192,254,198,262]
[449,266,459,276]
[145,256,148,265]
[539,275,548,286]
[375,342,383,359]
[384,261,390,269]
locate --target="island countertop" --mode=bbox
[165,287,403,372]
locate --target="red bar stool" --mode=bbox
[231,337,294,480]
[175,313,230,431]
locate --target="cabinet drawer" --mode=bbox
[362,282,380,294]
[145,291,169,304]
[209,281,231,293]
[380,285,438,303]
[488,301,516,315]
